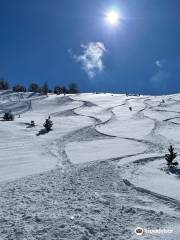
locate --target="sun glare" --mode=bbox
[105,10,120,26]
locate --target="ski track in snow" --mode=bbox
[0,92,180,239]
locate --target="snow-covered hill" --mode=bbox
[0,91,180,239]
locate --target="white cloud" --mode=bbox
[155,60,163,68]
[71,42,106,78]
[151,59,170,83]
[155,59,166,69]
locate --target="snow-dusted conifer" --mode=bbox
[165,145,178,167]
[3,111,14,121]
[43,116,53,131]
[30,120,35,127]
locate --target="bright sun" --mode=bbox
[105,10,120,26]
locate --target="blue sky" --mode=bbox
[0,0,180,94]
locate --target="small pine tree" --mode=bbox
[43,116,53,131]
[4,80,9,90]
[61,86,68,95]
[42,81,48,95]
[13,84,26,92]
[165,145,178,167]
[30,120,35,127]
[29,83,41,93]
[129,107,132,111]
[69,83,79,94]
[54,86,62,95]
[3,111,14,121]
[0,78,9,90]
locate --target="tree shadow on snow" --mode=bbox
[169,167,180,178]
[24,123,35,128]
[164,167,180,178]
[36,128,52,136]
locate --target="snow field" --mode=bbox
[0,91,180,239]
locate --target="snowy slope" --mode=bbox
[0,91,180,239]
[0,93,92,181]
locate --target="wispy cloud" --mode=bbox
[155,60,163,68]
[151,59,170,83]
[70,42,106,78]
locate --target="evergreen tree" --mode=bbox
[61,86,68,95]
[54,86,61,94]
[42,81,48,95]
[165,145,178,167]
[13,84,26,92]
[69,83,79,94]
[28,83,41,93]
[43,116,53,131]
[0,79,9,90]
[3,111,14,121]
[4,81,9,90]
[30,120,35,127]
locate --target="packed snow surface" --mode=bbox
[0,91,180,239]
